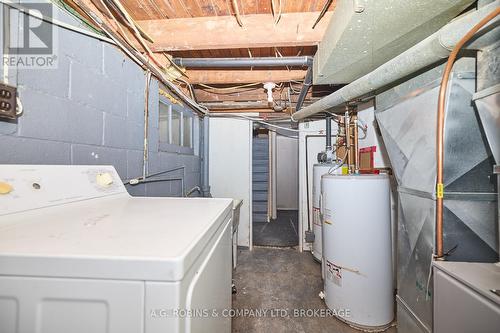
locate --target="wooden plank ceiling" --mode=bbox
[89,0,338,112]
[139,12,331,52]
[121,0,329,21]
[121,0,334,55]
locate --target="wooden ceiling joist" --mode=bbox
[201,101,272,110]
[121,0,336,20]
[137,11,333,52]
[186,69,307,84]
[193,89,311,103]
[208,108,280,113]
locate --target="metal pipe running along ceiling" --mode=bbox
[291,1,500,121]
[172,56,313,68]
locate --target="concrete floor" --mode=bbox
[253,210,299,247]
[232,247,397,333]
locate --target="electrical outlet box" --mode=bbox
[305,230,315,242]
[0,83,17,120]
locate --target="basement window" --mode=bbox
[159,102,170,145]
[171,109,181,146]
[183,114,192,148]
[158,97,194,154]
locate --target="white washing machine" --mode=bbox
[0,165,233,333]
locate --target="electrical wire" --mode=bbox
[271,0,282,25]
[231,0,244,27]
[15,96,23,116]
[162,53,189,77]
[197,82,262,91]
[125,166,186,184]
[328,150,347,174]
[198,87,263,96]
[312,0,333,29]
[357,128,368,140]
[175,77,198,100]
[53,0,104,34]
[425,250,434,301]
[355,117,368,139]
[275,47,290,71]
[270,131,298,139]
[99,0,138,51]
[103,0,183,74]
[1,0,112,43]
[65,0,207,115]
[107,0,154,42]
[106,0,164,69]
[288,80,303,94]
[209,113,323,133]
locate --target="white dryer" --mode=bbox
[0,165,233,333]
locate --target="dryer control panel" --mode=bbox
[0,165,127,215]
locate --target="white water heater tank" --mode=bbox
[322,174,393,329]
[312,164,335,262]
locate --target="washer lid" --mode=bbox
[0,196,232,281]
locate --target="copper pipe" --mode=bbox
[435,6,500,259]
[345,111,351,173]
[353,114,359,173]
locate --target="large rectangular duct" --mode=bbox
[473,85,500,165]
[375,59,498,333]
[314,0,475,85]
[293,1,500,121]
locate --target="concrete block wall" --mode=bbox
[0,5,201,197]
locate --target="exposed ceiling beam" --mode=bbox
[194,89,267,102]
[193,89,311,103]
[209,109,283,113]
[201,101,272,110]
[137,12,332,52]
[186,69,307,84]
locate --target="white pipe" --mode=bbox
[142,72,151,180]
[201,117,211,197]
[1,3,8,85]
[270,131,277,220]
[292,1,500,120]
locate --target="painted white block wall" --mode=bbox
[277,135,299,210]
[0,4,202,197]
[357,103,391,167]
[209,117,253,248]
